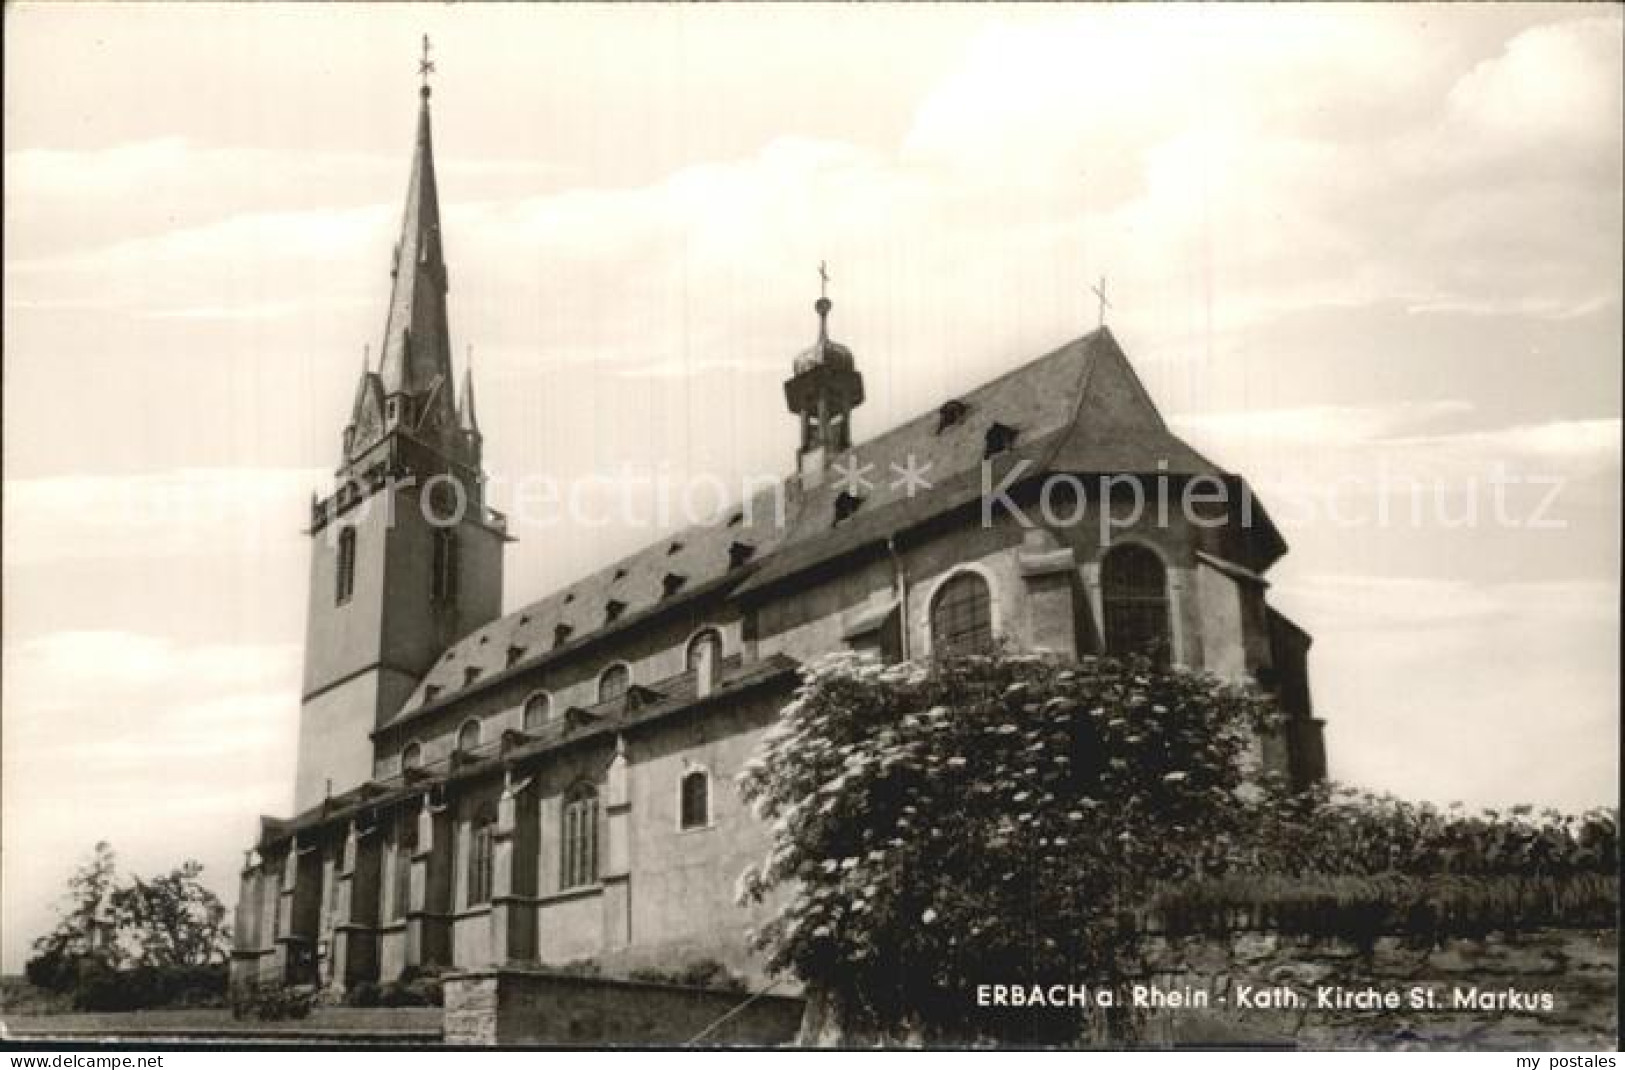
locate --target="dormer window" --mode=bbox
[424,685,442,705]
[598,663,631,704]
[834,491,864,526]
[667,541,683,555]
[612,568,627,582]
[605,599,626,624]
[522,691,553,731]
[463,666,481,687]
[506,645,526,668]
[984,423,1019,458]
[554,623,574,648]
[728,541,755,569]
[727,511,744,528]
[937,399,969,433]
[662,573,687,599]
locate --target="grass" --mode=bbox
[1,1005,443,1040]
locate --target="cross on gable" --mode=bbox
[1091,275,1112,328]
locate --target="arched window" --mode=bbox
[335,527,357,605]
[466,802,497,907]
[391,812,416,920]
[457,719,481,753]
[598,663,630,704]
[400,741,423,772]
[432,530,459,605]
[560,783,599,889]
[679,768,710,830]
[522,691,553,731]
[1101,543,1172,664]
[930,571,994,656]
[686,628,723,675]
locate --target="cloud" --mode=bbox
[1170,407,1621,494]
[4,138,571,264]
[611,357,776,381]
[8,10,1619,400]
[1382,418,1622,468]
[900,9,1620,326]
[1,468,322,567]
[1445,15,1624,165]
[1269,575,1618,814]
[2,630,300,969]
[10,204,392,274]
[141,300,325,321]
[1171,401,1478,449]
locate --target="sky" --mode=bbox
[3,3,1620,970]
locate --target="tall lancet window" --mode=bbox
[466,802,496,907]
[561,783,599,890]
[679,768,711,830]
[391,812,417,921]
[1101,543,1172,664]
[930,571,994,657]
[335,527,357,605]
[432,529,459,605]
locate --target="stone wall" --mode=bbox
[443,968,804,1047]
[1138,927,1617,1050]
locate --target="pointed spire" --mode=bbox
[376,45,453,417]
[350,348,375,416]
[457,346,479,433]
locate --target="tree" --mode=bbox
[27,841,121,989]
[26,845,232,1003]
[735,651,1278,1045]
[112,860,231,968]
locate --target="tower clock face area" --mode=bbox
[426,476,463,522]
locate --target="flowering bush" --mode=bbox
[1153,871,1617,944]
[735,651,1276,1043]
[736,651,1619,1044]
[1154,785,1619,945]
[1236,783,1617,878]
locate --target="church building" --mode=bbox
[230,71,1326,993]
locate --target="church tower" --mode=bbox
[293,54,507,811]
[783,268,864,485]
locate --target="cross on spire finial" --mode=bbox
[1091,275,1112,329]
[813,261,833,338]
[418,34,436,95]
